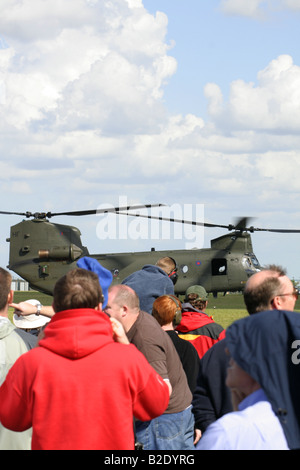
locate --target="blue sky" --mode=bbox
[0,0,300,282]
[144,0,300,116]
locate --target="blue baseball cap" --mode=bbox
[77,256,113,308]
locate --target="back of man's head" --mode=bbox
[109,284,140,311]
[53,268,103,313]
[243,264,287,314]
[0,267,12,311]
[156,257,176,274]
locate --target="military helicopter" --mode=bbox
[2,205,300,297]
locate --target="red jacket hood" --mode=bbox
[39,308,114,359]
[176,310,215,333]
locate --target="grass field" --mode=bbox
[209,294,300,328]
[9,291,300,329]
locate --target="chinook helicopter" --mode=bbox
[2,205,300,297]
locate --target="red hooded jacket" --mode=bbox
[0,308,169,450]
[176,305,225,359]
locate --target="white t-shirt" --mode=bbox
[196,388,289,450]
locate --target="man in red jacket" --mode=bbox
[0,267,169,450]
[176,285,225,359]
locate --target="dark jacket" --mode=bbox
[166,330,200,394]
[226,310,300,450]
[192,338,232,432]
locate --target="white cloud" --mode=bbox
[53,51,176,133]
[220,0,300,17]
[205,55,300,132]
[0,0,299,226]
[0,0,299,282]
[0,0,176,136]
[0,0,177,198]
[0,0,108,42]
[284,0,300,10]
[256,152,300,192]
[192,54,300,210]
[219,0,267,18]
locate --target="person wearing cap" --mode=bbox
[0,264,170,450]
[13,299,51,336]
[196,309,300,450]
[0,267,36,450]
[176,285,225,359]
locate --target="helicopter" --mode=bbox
[2,205,300,297]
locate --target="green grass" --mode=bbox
[206,293,251,329]
[9,291,300,330]
[206,293,300,329]
[11,291,53,305]
[209,308,248,330]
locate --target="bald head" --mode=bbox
[105,284,140,331]
[244,265,296,314]
[109,284,139,308]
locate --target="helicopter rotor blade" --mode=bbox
[116,212,300,233]
[115,211,232,230]
[248,227,300,233]
[0,204,166,220]
[47,204,166,218]
[0,211,34,218]
[233,217,252,231]
[1,207,299,232]
[232,217,300,233]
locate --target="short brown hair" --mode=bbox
[0,267,12,311]
[186,294,207,312]
[156,257,176,274]
[53,268,103,313]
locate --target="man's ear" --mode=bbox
[120,305,128,318]
[95,303,102,311]
[7,290,14,305]
[271,296,282,310]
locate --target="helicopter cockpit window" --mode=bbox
[212,259,227,276]
[242,254,260,272]
[249,254,260,268]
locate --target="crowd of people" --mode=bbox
[0,256,299,450]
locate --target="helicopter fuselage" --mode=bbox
[6,219,261,296]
